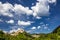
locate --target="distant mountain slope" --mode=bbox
[0,26,60,40]
[53,26,60,33]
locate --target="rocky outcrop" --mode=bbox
[11,29,24,36]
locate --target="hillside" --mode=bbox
[53,26,60,33]
[0,26,60,40]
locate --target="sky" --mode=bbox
[0,0,60,34]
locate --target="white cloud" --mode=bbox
[18,20,32,26]
[36,16,42,19]
[6,20,14,24]
[44,27,48,29]
[31,0,56,17]
[40,23,49,30]
[31,27,36,30]
[41,24,49,29]
[0,2,33,17]
[0,0,56,18]
[14,4,33,15]
[48,0,56,3]
[32,3,34,5]
[37,26,41,29]
[0,2,14,17]
[31,26,41,30]
[0,19,3,22]
[0,0,56,34]
[31,0,50,17]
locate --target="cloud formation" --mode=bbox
[6,20,14,24]
[37,26,41,29]
[0,2,14,17]
[31,26,36,30]
[0,19,3,22]
[31,26,41,30]
[18,20,32,26]
[0,0,56,33]
[14,4,33,15]
[0,0,56,18]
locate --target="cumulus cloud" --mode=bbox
[0,0,56,33]
[0,19,3,22]
[6,20,14,24]
[36,16,42,19]
[41,23,49,30]
[18,20,33,26]
[37,26,41,29]
[27,26,41,33]
[0,2,14,17]
[31,0,50,17]
[14,4,33,15]
[0,0,56,18]
[31,0,56,17]
[31,27,36,30]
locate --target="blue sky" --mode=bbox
[0,0,60,34]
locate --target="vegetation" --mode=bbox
[0,26,60,40]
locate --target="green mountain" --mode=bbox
[53,26,60,33]
[0,26,60,40]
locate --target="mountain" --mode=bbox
[0,26,60,40]
[10,29,24,36]
[53,26,60,33]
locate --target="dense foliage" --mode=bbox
[0,26,60,40]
